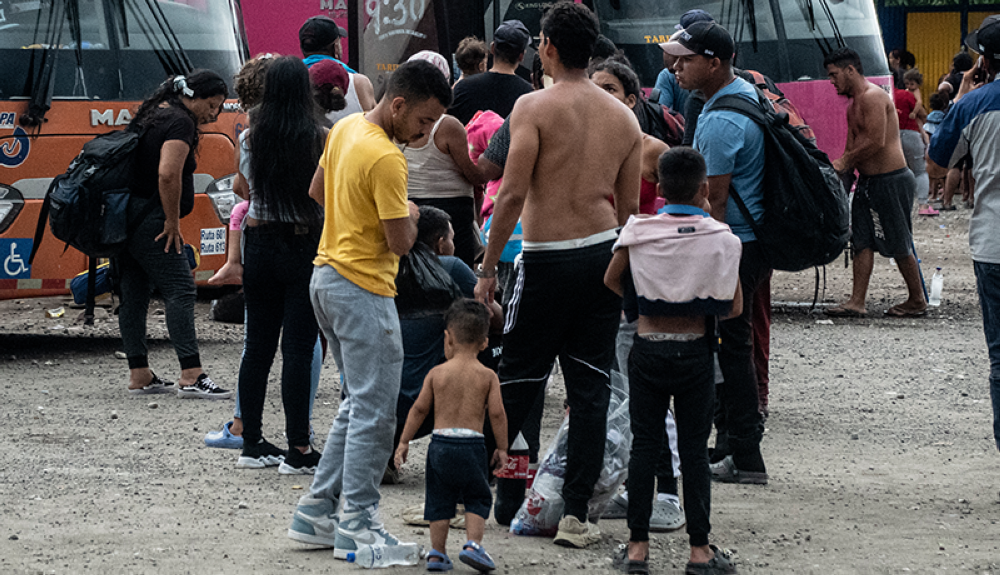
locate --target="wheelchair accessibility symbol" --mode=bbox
[1,239,32,279]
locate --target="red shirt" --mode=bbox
[895,89,919,132]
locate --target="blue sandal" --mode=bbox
[459,540,495,572]
[426,549,453,572]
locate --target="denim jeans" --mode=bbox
[308,265,403,511]
[974,261,1000,451]
[237,224,320,448]
[117,196,199,370]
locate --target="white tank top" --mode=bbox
[325,74,364,126]
[402,115,473,200]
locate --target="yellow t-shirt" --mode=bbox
[314,113,410,297]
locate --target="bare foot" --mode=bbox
[208,262,242,286]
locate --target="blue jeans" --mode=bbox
[974,261,1000,451]
[308,265,403,511]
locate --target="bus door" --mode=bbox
[0,0,247,301]
[591,0,891,158]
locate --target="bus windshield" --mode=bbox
[593,0,889,87]
[0,0,245,101]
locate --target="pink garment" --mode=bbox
[615,213,742,313]
[465,110,505,220]
[229,200,249,231]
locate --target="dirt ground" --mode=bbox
[2,207,999,575]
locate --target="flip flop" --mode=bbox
[824,306,867,318]
[884,306,927,318]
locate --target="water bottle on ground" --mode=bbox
[929,267,943,307]
[346,543,421,568]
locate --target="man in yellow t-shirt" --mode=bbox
[287,60,453,557]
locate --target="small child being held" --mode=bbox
[395,299,508,573]
[604,147,742,575]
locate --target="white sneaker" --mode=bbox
[334,504,412,560]
[553,515,601,548]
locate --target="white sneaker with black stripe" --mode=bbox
[176,374,232,400]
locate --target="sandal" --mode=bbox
[459,540,495,572]
[612,544,650,575]
[128,373,176,395]
[824,306,867,318]
[685,545,737,575]
[884,305,927,318]
[426,549,453,572]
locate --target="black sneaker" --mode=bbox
[279,448,322,475]
[237,439,286,469]
[177,374,233,400]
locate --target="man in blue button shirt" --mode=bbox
[664,22,769,485]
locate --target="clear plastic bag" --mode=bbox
[510,370,631,536]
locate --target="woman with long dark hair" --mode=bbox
[122,69,231,399]
[234,56,326,474]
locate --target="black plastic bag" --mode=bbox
[395,243,463,314]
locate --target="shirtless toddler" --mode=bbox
[395,299,509,572]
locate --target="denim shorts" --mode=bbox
[424,435,493,521]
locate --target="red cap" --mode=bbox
[309,59,349,93]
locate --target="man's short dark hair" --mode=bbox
[658,147,706,204]
[445,299,490,345]
[417,205,451,249]
[494,41,524,66]
[540,2,599,70]
[385,60,453,108]
[953,51,974,72]
[824,47,864,75]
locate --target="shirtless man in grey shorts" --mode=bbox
[824,47,928,318]
[473,2,642,548]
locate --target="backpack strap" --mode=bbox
[29,176,61,265]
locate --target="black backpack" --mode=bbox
[31,126,152,262]
[712,92,849,272]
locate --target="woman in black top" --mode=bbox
[121,69,231,399]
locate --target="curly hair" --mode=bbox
[456,36,488,76]
[235,54,278,110]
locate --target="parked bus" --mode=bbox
[0,0,248,300]
[342,0,889,157]
[240,0,350,60]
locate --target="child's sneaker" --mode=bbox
[459,540,496,572]
[279,448,321,475]
[288,494,339,547]
[236,439,285,469]
[334,504,410,560]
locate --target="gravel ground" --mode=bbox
[2,207,999,575]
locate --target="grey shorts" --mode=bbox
[852,168,916,258]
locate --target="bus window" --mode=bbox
[593,0,888,87]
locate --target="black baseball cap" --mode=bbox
[965,15,1000,59]
[300,16,347,53]
[495,20,531,52]
[662,21,735,61]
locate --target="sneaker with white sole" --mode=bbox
[709,455,768,485]
[204,421,243,449]
[278,448,321,475]
[127,373,175,395]
[553,515,601,548]
[649,498,686,532]
[176,374,232,400]
[288,495,339,547]
[334,504,411,560]
[236,439,285,469]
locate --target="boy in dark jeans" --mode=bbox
[605,148,741,575]
[395,299,508,572]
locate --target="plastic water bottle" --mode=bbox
[346,543,421,568]
[929,268,943,307]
